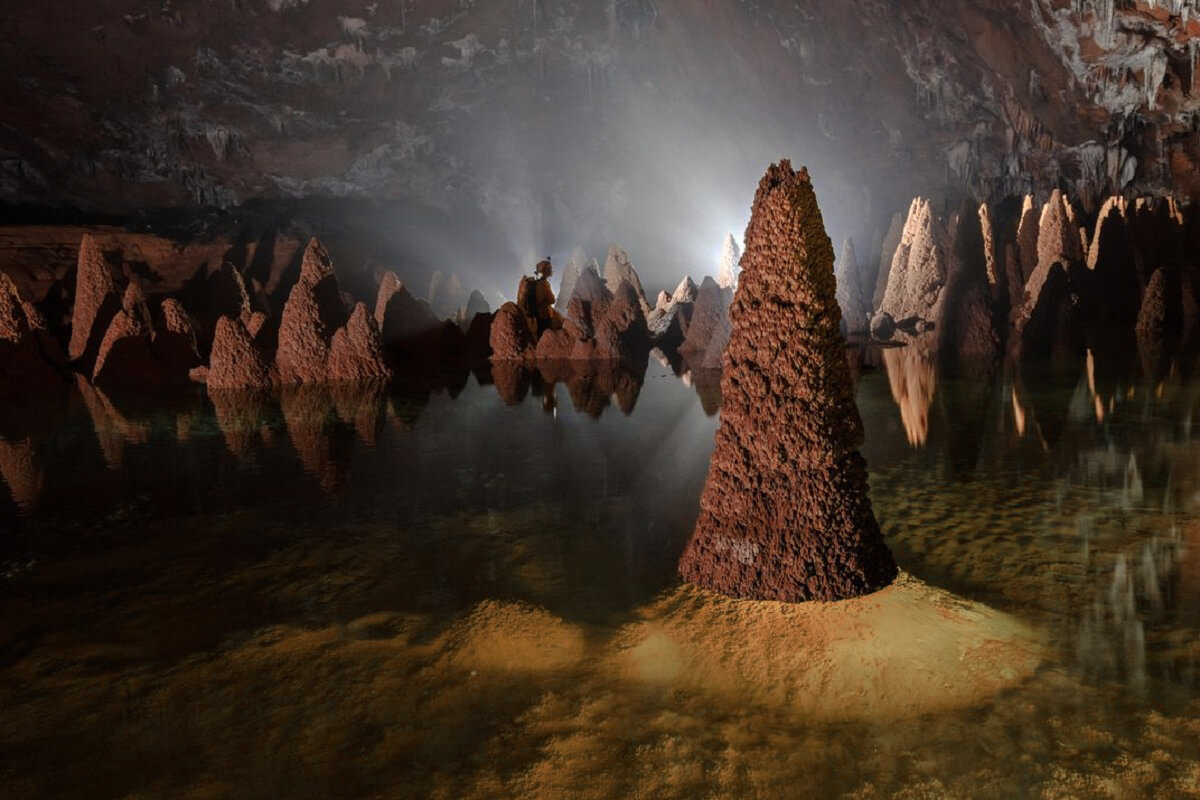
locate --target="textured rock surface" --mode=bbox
[565,266,613,339]
[1136,268,1182,340]
[208,315,273,391]
[678,161,897,602]
[276,239,347,384]
[489,302,535,361]
[67,234,120,371]
[555,256,584,315]
[716,233,741,289]
[878,198,950,325]
[1088,197,1140,326]
[328,303,394,382]
[92,281,163,390]
[152,298,202,380]
[0,273,64,397]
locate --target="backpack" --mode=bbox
[517,275,540,318]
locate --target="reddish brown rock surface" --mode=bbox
[92,281,165,391]
[603,245,650,313]
[152,298,202,380]
[208,315,273,391]
[328,302,394,382]
[276,238,347,384]
[67,234,121,371]
[678,161,897,602]
[0,273,65,397]
[489,302,535,361]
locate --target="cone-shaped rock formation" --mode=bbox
[603,245,650,313]
[92,281,164,391]
[68,234,121,371]
[835,238,869,335]
[208,315,273,390]
[276,239,347,384]
[678,161,897,602]
[717,233,741,289]
[328,302,394,382]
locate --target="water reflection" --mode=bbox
[6,344,1200,796]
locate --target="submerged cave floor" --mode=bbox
[2,358,1200,798]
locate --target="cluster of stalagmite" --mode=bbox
[679,161,898,602]
[837,187,1200,367]
[1,231,499,399]
[489,242,732,369]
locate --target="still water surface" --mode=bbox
[1,347,1199,798]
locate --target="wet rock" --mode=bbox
[328,302,393,382]
[716,233,741,289]
[679,276,731,359]
[276,238,347,384]
[835,237,869,335]
[870,311,896,340]
[152,298,202,381]
[68,233,121,371]
[489,302,535,361]
[603,245,650,313]
[678,161,897,602]
[208,315,273,390]
[92,281,165,391]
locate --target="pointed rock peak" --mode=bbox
[603,244,648,306]
[328,302,393,382]
[69,233,121,363]
[655,290,672,310]
[120,280,153,335]
[375,271,404,326]
[465,289,490,317]
[672,275,699,303]
[717,233,741,289]
[679,160,896,602]
[572,263,611,303]
[299,238,336,287]
[209,315,272,391]
[0,272,28,342]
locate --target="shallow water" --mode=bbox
[2,348,1200,798]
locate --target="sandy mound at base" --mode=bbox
[433,599,587,674]
[609,571,1042,721]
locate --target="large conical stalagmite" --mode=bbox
[678,161,897,602]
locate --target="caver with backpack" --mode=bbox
[516,257,563,337]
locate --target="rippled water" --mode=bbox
[2,347,1199,798]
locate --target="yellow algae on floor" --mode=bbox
[608,571,1043,721]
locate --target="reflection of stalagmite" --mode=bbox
[490,361,531,405]
[882,346,937,447]
[679,162,896,602]
[74,374,151,470]
[210,388,275,456]
[0,437,43,511]
[331,381,387,444]
[280,384,352,493]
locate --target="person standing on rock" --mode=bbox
[518,258,563,337]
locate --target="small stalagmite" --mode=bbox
[0,273,65,397]
[489,302,536,361]
[603,245,650,313]
[92,281,164,390]
[678,161,897,602]
[208,315,274,390]
[328,302,394,382]
[878,198,950,326]
[152,298,202,380]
